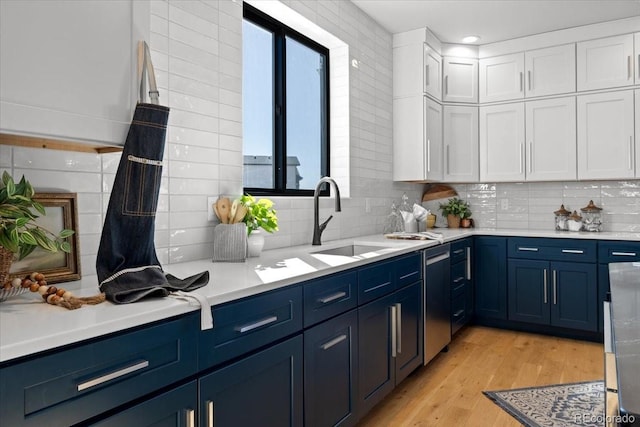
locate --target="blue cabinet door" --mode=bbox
[199,335,303,427]
[508,259,550,325]
[395,281,424,384]
[474,237,508,320]
[304,310,358,427]
[550,262,597,332]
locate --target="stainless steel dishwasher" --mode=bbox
[424,244,452,365]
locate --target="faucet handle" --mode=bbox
[319,215,334,232]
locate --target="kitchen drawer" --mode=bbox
[451,292,470,335]
[451,238,471,264]
[303,271,357,327]
[358,258,396,304]
[508,237,596,262]
[598,241,640,264]
[199,285,303,369]
[0,313,199,427]
[451,261,467,295]
[395,252,422,288]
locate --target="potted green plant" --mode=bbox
[439,197,472,229]
[0,172,74,284]
[239,194,278,257]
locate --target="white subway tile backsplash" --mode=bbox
[15,169,102,193]
[168,22,219,56]
[170,160,218,180]
[0,146,12,167]
[13,147,101,172]
[169,143,219,164]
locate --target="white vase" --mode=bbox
[247,230,265,257]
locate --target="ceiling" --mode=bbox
[351,0,640,45]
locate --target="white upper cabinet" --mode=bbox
[577,34,634,91]
[479,53,525,103]
[443,105,478,182]
[424,45,443,100]
[393,96,443,181]
[443,57,478,103]
[393,42,441,100]
[577,91,634,180]
[636,90,640,177]
[479,103,525,182]
[525,44,576,98]
[0,0,146,147]
[525,97,577,181]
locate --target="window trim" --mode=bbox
[243,3,330,197]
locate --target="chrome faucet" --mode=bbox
[312,177,342,246]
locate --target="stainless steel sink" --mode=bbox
[312,244,389,257]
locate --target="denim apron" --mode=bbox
[97,42,209,304]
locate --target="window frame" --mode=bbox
[242,3,330,197]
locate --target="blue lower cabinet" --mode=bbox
[508,259,551,325]
[551,262,597,331]
[199,335,303,427]
[89,381,197,427]
[304,310,358,427]
[394,281,423,384]
[474,237,508,320]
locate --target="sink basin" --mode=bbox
[312,244,389,257]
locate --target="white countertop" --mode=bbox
[1,228,639,364]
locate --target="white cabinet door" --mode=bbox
[393,96,443,181]
[443,57,478,103]
[635,33,640,85]
[577,34,634,91]
[0,0,146,146]
[479,53,525,103]
[635,89,640,177]
[424,45,442,100]
[479,103,525,182]
[443,105,478,182]
[577,91,634,180]
[525,97,576,181]
[525,44,576,98]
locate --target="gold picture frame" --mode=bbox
[9,192,81,284]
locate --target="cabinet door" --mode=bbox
[577,34,634,91]
[443,57,478,103]
[508,259,550,325]
[444,105,479,182]
[479,53,525,102]
[358,292,396,416]
[0,1,144,146]
[199,335,303,427]
[425,97,444,181]
[89,382,197,427]
[636,89,640,177]
[479,103,525,182]
[395,282,424,384]
[304,311,358,427]
[525,97,577,181]
[393,96,424,181]
[550,262,597,332]
[424,44,442,100]
[474,237,508,320]
[577,91,634,180]
[525,44,576,97]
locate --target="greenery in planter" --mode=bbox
[439,197,472,219]
[239,194,278,236]
[0,172,74,260]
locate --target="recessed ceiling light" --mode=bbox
[462,35,480,44]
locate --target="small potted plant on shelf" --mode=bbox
[239,194,278,257]
[439,197,472,229]
[0,172,74,284]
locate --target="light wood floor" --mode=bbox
[358,325,604,427]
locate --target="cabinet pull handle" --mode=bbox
[562,249,584,254]
[453,276,465,283]
[612,251,637,257]
[453,249,465,255]
[396,303,402,354]
[206,400,214,427]
[638,54,640,79]
[629,137,633,170]
[519,72,523,92]
[528,142,533,173]
[553,270,557,305]
[466,247,471,280]
[453,309,465,318]
[186,409,196,427]
[518,247,539,252]
[364,281,392,293]
[390,305,398,358]
[427,139,431,172]
[236,315,278,333]
[446,145,450,175]
[399,270,419,280]
[77,360,149,392]
[318,291,347,304]
[628,55,632,80]
[445,75,449,95]
[519,143,524,174]
[426,252,450,265]
[527,70,532,91]
[543,268,548,304]
[321,334,347,351]
[425,64,430,88]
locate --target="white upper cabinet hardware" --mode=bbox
[0,0,145,147]
[577,90,634,180]
[393,96,443,181]
[525,44,576,98]
[479,53,525,103]
[443,105,479,182]
[636,90,640,177]
[393,42,441,100]
[443,57,478,103]
[479,103,525,182]
[525,97,577,181]
[635,33,640,85]
[577,34,634,91]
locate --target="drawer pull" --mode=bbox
[453,309,465,318]
[186,409,195,427]
[318,291,347,304]
[466,247,471,280]
[237,316,278,333]
[517,247,539,252]
[453,276,464,283]
[206,400,214,427]
[364,281,392,293]
[77,360,149,391]
[612,251,637,257]
[453,249,465,255]
[562,249,584,254]
[321,334,347,351]
[399,270,419,280]
[426,252,450,266]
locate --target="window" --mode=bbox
[242,3,329,195]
